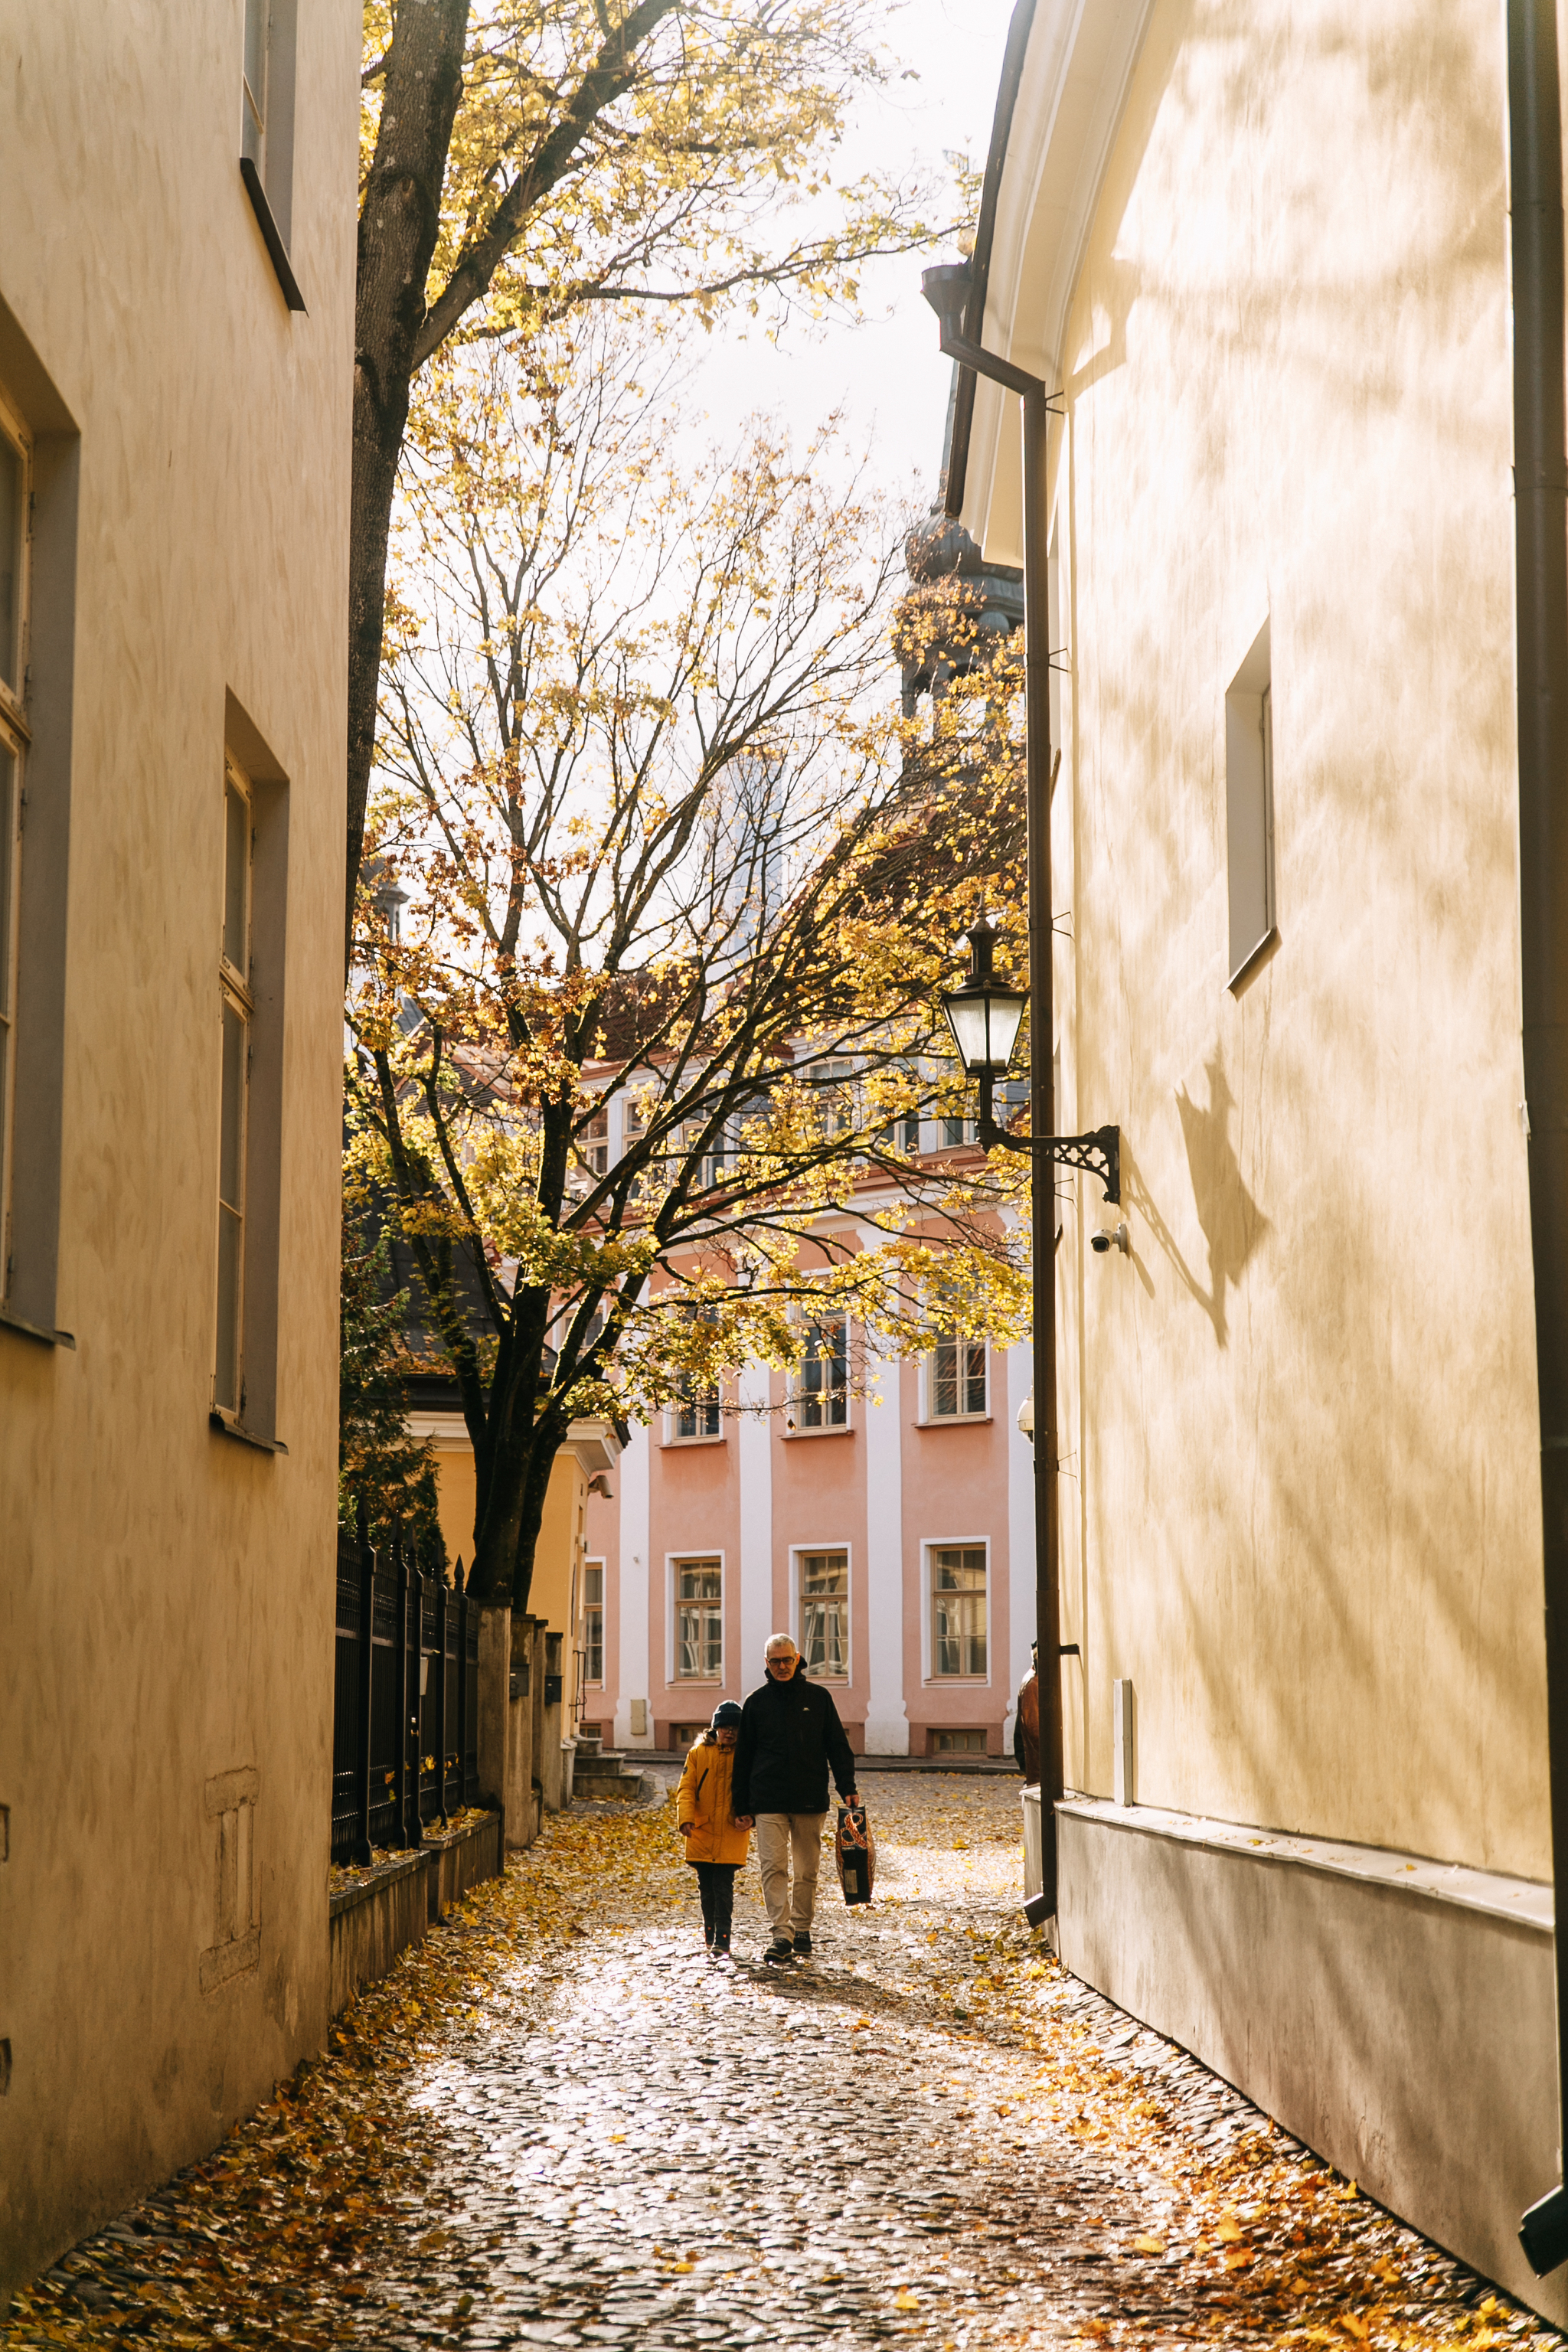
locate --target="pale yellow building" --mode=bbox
[410,1392,621,1770]
[954,0,1567,2319]
[0,0,359,2306]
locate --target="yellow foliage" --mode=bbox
[362,1,975,368]
[350,341,1035,1595]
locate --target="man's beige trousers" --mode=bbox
[755,1811,827,1939]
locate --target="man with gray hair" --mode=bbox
[730,1633,858,1962]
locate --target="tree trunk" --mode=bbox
[347,0,469,972]
[468,1398,563,1616]
[463,1256,560,1609]
[509,1434,560,1618]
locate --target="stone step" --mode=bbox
[574,1770,646,1802]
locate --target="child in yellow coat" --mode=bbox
[676,1700,750,1957]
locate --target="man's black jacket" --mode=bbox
[732,1664,857,1817]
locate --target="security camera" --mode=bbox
[1090,1230,1112,1254]
[1092,1222,1130,1257]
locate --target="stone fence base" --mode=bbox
[328,1810,502,2017]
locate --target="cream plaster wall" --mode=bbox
[1027,0,1547,1873]
[530,1449,589,1651]
[0,0,359,2299]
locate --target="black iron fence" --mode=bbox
[332,1522,482,1864]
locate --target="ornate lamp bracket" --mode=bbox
[976,1070,1121,1204]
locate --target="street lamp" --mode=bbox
[939,916,1027,1076]
[940,917,1122,1194]
[923,259,1120,1926]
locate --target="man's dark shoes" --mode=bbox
[792,1932,812,1957]
[763,1937,795,1965]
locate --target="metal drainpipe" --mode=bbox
[1511,0,1568,2282]
[1021,379,1066,1915]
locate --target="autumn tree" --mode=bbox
[350,0,970,969]
[348,338,1031,1611]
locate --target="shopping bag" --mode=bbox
[835,1802,875,1905]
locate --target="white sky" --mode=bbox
[675,0,1016,513]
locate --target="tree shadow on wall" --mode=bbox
[1125,1058,1269,1348]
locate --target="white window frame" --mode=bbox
[786,1297,851,1434]
[812,1057,856,1138]
[792,1544,851,1684]
[214,755,254,1420]
[665,1377,724,1445]
[877,1083,923,1159]
[923,1537,991,1685]
[993,1076,1029,1138]
[582,1559,605,1687]
[670,1108,727,1193]
[620,1089,648,1158]
[921,1332,988,1425]
[670,1553,724,1684]
[579,1102,609,1177]
[0,384,31,1304]
[664,1295,724,1442]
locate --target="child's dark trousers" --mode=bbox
[691,1861,738,1949]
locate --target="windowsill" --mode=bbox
[924,1679,991,1688]
[0,1304,75,1348]
[782,1421,854,1439]
[1227,924,1279,995]
[916,1413,992,1429]
[239,157,307,312]
[661,1433,727,1449]
[210,1410,288,1455]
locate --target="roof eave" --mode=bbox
[946,0,1158,566]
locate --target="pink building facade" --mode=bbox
[582,1295,1036,1759]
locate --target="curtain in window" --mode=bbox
[800,1550,848,1677]
[799,1312,848,1427]
[932,1545,987,1677]
[675,1560,722,1679]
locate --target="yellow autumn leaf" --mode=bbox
[893,2291,921,2309]
[671,2260,694,2274]
[1215,2215,1245,2243]
[1132,2233,1165,2255]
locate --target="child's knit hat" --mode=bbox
[710,1700,743,1729]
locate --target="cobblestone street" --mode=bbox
[8,1776,1561,2351]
